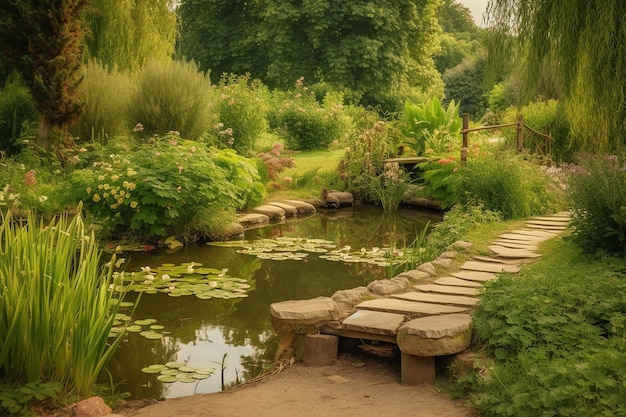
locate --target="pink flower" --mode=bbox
[24,170,36,186]
[282,176,293,183]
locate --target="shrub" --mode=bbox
[368,162,410,212]
[0,74,38,156]
[455,152,560,219]
[0,208,129,398]
[211,74,270,156]
[70,61,135,143]
[566,153,626,255]
[398,97,461,155]
[268,78,344,151]
[130,61,214,140]
[256,142,295,190]
[416,157,459,209]
[62,135,265,240]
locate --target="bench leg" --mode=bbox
[401,352,436,384]
[303,334,339,366]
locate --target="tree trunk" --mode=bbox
[36,114,55,151]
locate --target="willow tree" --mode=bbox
[84,0,178,72]
[486,0,626,152]
[0,0,87,150]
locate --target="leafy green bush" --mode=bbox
[567,153,626,255]
[269,78,344,151]
[398,97,461,155]
[70,61,135,143]
[63,135,265,240]
[0,208,128,397]
[211,74,270,156]
[467,240,626,416]
[455,152,560,219]
[416,157,459,209]
[0,74,37,156]
[130,61,214,140]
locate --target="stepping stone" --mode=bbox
[508,229,557,237]
[435,276,484,288]
[499,233,549,243]
[237,213,270,228]
[489,245,541,259]
[283,199,317,214]
[414,284,478,296]
[397,313,473,357]
[266,202,298,217]
[490,239,539,250]
[451,270,498,282]
[526,223,567,231]
[526,219,569,227]
[392,292,478,307]
[471,255,520,265]
[270,297,339,333]
[460,260,520,274]
[342,310,405,336]
[531,216,570,223]
[251,204,286,221]
[356,298,467,316]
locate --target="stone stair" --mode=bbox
[270,212,571,384]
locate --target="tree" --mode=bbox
[179,0,443,109]
[84,0,178,72]
[443,54,488,118]
[0,0,87,150]
[486,0,626,151]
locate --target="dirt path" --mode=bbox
[119,354,473,417]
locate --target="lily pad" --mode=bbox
[126,325,142,332]
[157,374,178,383]
[178,366,196,373]
[141,367,162,374]
[165,361,186,368]
[176,376,197,383]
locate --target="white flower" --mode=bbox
[38,195,48,202]
[162,274,171,281]
[140,266,151,273]
[145,274,155,281]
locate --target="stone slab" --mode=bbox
[283,199,317,214]
[508,229,557,237]
[490,239,539,250]
[435,276,484,288]
[341,309,405,335]
[499,233,550,243]
[525,219,569,227]
[266,202,298,216]
[460,260,520,274]
[251,204,286,221]
[489,245,541,259]
[414,284,478,296]
[392,292,477,307]
[450,270,498,282]
[356,298,467,316]
[471,255,520,265]
[526,224,567,231]
[270,297,339,333]
[531,216,570,222]
[237,213,270,227]
[397,313,472,356]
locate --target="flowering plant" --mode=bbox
[256,143,296,190]
[64,134,265,239]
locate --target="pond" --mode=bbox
[104,205,441,400]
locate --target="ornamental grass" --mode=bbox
[0,206,128,396]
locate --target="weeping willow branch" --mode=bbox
[485,0,626,152]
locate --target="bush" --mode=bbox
[566,153,626,255]
[70,61,135,143]
[0,74,37,156]
[130,61,214,140]
[416,157,459,209]
[211,74,270,156]
[62,135,265,240]
[455,152,560,219]
[268,78,345,151]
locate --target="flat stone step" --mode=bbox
[508,229,557,237]
[451,270,498,282]
[356,298,467,316]
[525,219,569,228]
[397,313,473,356]
[414,284,479,296]
[435,276,484,288]
[499,233,551,243]
[490,239,539,250]
[489,245,541,259]
[526,223,567,231]
[531,216,570,222]
[471,255,521,265]
[460,260,520,274]
[392,292,478,307]
[282,199,317,214]
[251,204,286,221]
[237,213,270,228]
[341,310,405,336]
[266,202,298,217]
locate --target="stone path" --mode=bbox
[270,212,571,384]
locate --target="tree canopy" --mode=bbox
[486,0,626,151]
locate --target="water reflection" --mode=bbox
[104,206,440,399]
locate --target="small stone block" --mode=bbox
[270,297,338,333]
[392,292,478,307]
[460,260,520,274]
[435,276,484,288]
[342,309,406,335]
[266,202,299,216]
[397,314,472,357]
[451,270,498,282]
[401,352,436,385]
[303,334,339,366]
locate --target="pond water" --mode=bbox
[104,205,441,400]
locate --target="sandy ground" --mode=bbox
[118,354,473,417]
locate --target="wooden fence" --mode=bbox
[460,113,553,166]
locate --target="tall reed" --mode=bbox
[0,207,128,396]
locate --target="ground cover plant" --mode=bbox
[462,236,626,417]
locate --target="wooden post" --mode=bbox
[516,115,524,154]
[461,113,469,166]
